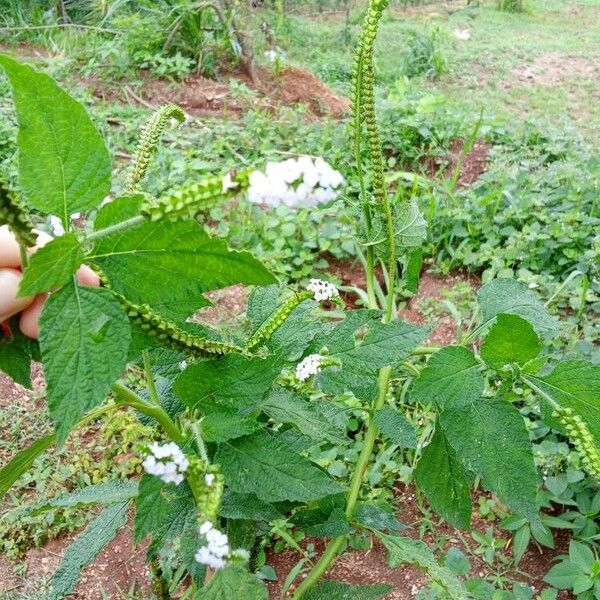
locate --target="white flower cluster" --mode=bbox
[142,442,189,485]
[296,353,324,382]
[195,521,230,570]
[307,278,339,302]
[247,156,344,209]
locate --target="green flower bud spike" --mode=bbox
[554,407,600,481]
[125,105,186,195]
[0,180,37,247]
[139,170,251,222]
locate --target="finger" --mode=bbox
[76,265,100,287]
[19,293,47,340]
[0,225,22,268]
[0,268,35,322]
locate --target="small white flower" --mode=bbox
[296,354,324,382]
[222,172,237,192]
[195,522,231,570]
[204,473,215,486]
[247,156,344,209]
[265,49,277,63]
[307,278,339,302]
[179,360,188,371]
[142,442,188,485]
[49,215,65,236]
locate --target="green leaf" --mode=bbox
[134,475,195,544]
[201,402,261,443]
[0,324,38,388]
[310,310,427,399]
[49,501,128,600]
[220,491,282,522]
[374,406,417,448]
[355,501,407,533]
[404,247,423,295]
[480,314,541,369]
[395,198,427,248]
[304,581,393,600]
[411,346,483,410]
[374,533,470,599]
[263,386,348,444]
[202,565,268,600]
[39,283,131,442]
[526,360,600,442]
[512,525,531,565]
[0,54,111,216]
[92,200,275,319]
[414,425,472,529]
[440,398,539,521]
[19,234,84,297]
[444,547,470,576]
[544,560,580,589]
[138,375,185,424]
[247,285,280,331]
[569,541,595,574]
[477,278,559,337]
[175,355,280,412]
[28,480,138,515]
[0,434,55,499]
[215,430,344,502]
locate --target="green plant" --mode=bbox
[399,25,449,79]
[0,5,599,599]
[497,0,524,12]
[544,541,600,599]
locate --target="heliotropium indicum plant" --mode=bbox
[0,2,599,599]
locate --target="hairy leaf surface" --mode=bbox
[305,581,393,600]
[39,283,130,442]
[202,566,268,600]
[440,398,539,520]
[19,234,84,297]
[477,278,558,336]
[0,54,111,216]
[374,407,417,448]
[215,431,344,502]
[480,313,541,369]
[411,346,482,410]
[414,426,472,528]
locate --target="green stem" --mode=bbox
[521,375,559,411]
[291,366,392,600]
[18,243,29,268]
[142,350,161,406]
[85,215,145,243]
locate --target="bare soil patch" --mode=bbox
[507,52,600,89]
[421,139,490,187]
[87,65,350,119]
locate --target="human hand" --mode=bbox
[0,225,100,339]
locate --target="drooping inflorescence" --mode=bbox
[139,170,251,222]
[554,407,600,481]
[0,180,37,247]
[247,156,344,208]
[142,442,189,485]
[125,105,186,195]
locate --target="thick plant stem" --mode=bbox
[291,367,393,600]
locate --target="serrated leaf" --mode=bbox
[414,425,472,528]
[395,198,427,247]
[355,501,407,533]
[374,406,417,448]
[440,398,539,521]
[310,310,427,399]
[247,284,280,331]
[543,561,579,589]
[305,508,351,537]
[201,402,261,443]
[19,234,84,297]
[202,565,268,600]
[91,199,275,319]
[0,434,55,499]
[374,533,470,599]
[215,430,344,503]
[39,283,131,442]
[263,386,347,444]
[411,346,483,410]
[477,278,559,337]
[0,325,37,388]
[49,501,128,600]
[304,581,393,600]
[480,313,541,369]
[175,355,280,412]
[220,491,282,522]
[29,480,138,515]
[134,475,195,544]
[0,54,111,216]
[526,360,600,442]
